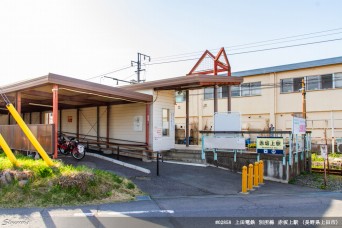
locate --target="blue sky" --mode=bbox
[0,0,342,85]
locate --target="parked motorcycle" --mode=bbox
[58,134,86,160]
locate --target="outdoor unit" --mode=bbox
[337,138,342,153]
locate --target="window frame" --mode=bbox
[162,108,170,137]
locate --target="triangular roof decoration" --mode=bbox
[187,47,231,76]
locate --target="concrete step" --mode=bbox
[161,149,206,164]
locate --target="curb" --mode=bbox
[86,153,151,174]
[162,160,208,167]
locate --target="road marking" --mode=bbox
[74,210,174,217]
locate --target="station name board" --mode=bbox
[256,137,284,155]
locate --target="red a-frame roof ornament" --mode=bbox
[187,47,231,76]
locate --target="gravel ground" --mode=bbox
[292,172,342,192]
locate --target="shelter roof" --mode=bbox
[0,73,153,113]
[121,74,243,91]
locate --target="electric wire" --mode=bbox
[85,28,342,82]
[153,27,342,61]
[146,38,342,66]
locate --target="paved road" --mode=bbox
[0,155,341,228]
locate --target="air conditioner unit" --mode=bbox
[336,138,342,153]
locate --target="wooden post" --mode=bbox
[186,90,189,147]
[52,84,59,159]
[76,108,80,140]
[107,105,110,148]
[145,103,150,146]
[214,85,218,113]
[227,86,231,111]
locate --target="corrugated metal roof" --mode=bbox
[231,56,342,77]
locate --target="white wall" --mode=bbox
[151,90,176,151]
[110,103,146,142]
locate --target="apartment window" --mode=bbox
[162,109,170,136]
[306,74,333,91]
[204,87,214,100]
[321,74,333,89]
[280,77,304,93]
[293,77,303,92]
[307,75,320,90]
[250,82,261,95]
[221,86,229,98]
[175,91,186,103]
[281,78,293,93]
[241,83,250,96]
[231,85,240,97]
[335,73,342,88]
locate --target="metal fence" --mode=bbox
[0,124,54,154]
[200,130,312,166]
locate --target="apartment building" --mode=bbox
[174,56,342,145]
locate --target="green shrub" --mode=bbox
[38,166,53,178]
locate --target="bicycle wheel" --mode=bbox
[58,145,69,155]
[72,144,86,160]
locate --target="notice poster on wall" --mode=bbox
[292,116,306,135]
[154,127,162,140]
[133,116,143,131]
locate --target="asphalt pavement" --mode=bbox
[0,153,341,228]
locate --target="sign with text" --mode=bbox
[320,144,328,160]
[257,137,284,155]
[292,116,306,135]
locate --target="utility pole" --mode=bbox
[131,53,151,83]
[301,78,306,119]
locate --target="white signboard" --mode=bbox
[292,117,306,135]
[214,112,241,132]
[204,137,245,150]
[320,144,328,160]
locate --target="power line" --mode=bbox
[86,29,342,82]
[146,37,342,66]
[86,65,133,80]
[153,27,342,61]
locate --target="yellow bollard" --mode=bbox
[259,160,264,184]
[248,164,253,190]
[241,166,248,194]
[254,161,259,187]
[0,134,19,167]
[6,103,54,166]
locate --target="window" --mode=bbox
[250,82,261,95]
[204,82,261,99]
[241,84,250,96]
[280,77,304,93]
[293,77,303,92]
[321,74,333,89]
[306,74,334,91]
[281,78,292,93]
[307,75,320,90]
[221,86,229,98]
[204,87,214,100]
[231,85,240,97]
[335,73,342,88]
[162,109,170,136]
[175,91,186,103]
